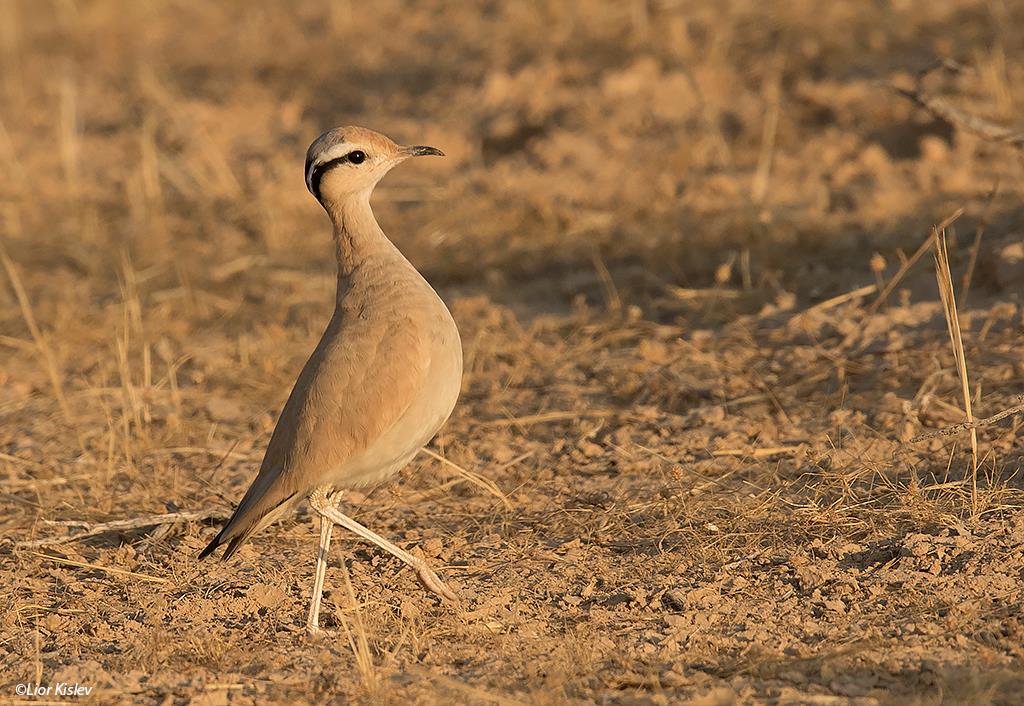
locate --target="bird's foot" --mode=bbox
[304,622,327,639]
[416,564,459,604]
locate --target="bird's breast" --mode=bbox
[317,275,462,488]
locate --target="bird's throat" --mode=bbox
[329,194,405,307]
[330,196,391,270]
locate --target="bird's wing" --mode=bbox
[199,313,431,559]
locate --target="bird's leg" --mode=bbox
[305,512,333,635]
[307,485,458,603]
[319,504,459,602]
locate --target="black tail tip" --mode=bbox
[198,533,246,561]
[198,536,221,560]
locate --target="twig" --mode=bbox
[16,509,225,548]
[397,451,533,508]
[789,284,877,326]
[908,395,1024,443]
[962,178,1000,299]
[711,446,801,459]
[669,287,742,300]
[888,59,1024,149]
[479,409,621,428]
[26,551,168,583]
[591,249,621,313]
[891,83,1024,150]
[418,447,512,510]
[869,209,963,313]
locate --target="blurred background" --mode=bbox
[3,1,1022,305]
[2,1,1024,703]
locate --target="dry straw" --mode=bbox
[931,225,978,516]
[0,239,74,425]
[418,447,512,510]
[335,560,379,698]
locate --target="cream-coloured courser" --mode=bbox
[199,126,462,633]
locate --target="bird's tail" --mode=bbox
[199,473,300,560]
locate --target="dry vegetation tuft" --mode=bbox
[2,1,1024,704]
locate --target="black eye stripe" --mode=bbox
[308,151,370,201]
[309,156,348,201]
[304,153,314,185]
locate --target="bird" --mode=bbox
[198,126,463,634]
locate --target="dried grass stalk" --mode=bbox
[870,209,963,313]
[419,447,512,510]
[932,227,978,515]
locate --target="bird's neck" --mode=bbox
[327,193,399,286]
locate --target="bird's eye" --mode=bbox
[348,150,366,164]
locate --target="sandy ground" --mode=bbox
[2,1,1024,704]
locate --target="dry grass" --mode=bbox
[931,223,979,514]
[2,1,1024,704]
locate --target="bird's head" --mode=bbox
[304,126,443,207]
